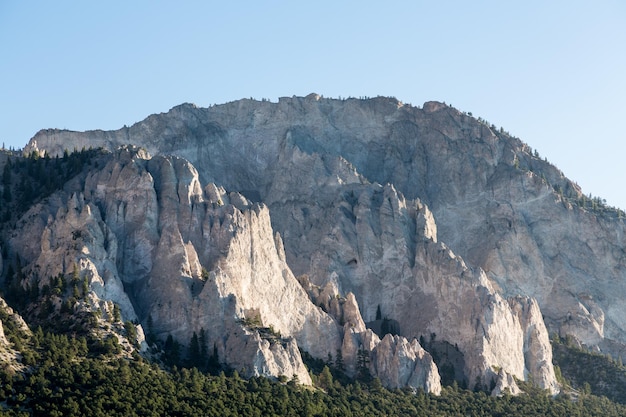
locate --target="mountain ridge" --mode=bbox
[4,94,625,395]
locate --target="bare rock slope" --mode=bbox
[8,146,442,391]
[20,94,620,392]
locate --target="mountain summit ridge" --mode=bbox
[7,95,625,393]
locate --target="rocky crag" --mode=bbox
[2,145,441,392]
[9,94,620,394]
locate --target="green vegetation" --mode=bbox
[238,315,284,342]
[1,307,626,417]
[2,342,626,416]
[506,142,625,219]
[0,148,106,225]
[1,264,95,337]
[552,335,626,404]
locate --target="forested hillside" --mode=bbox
[1,294,626,416]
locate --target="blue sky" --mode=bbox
[2,1,625,208]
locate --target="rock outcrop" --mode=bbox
[258,147,557,393]
[0,297,30,368]
[8,147,343,385]
[509,296,559,393]
[19,94,626,393]
[371,334,441,394]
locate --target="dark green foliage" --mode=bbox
[199,328,208,359]
[71,263,80,284]
[81,277,89,298]
[356,348,372,383]
[163,334,181,367]
[318,365,334,391]
[112,304,121,323]
[124,321,137,346]
[380,317,399,336]
[1,266,93,337]
[1,322,626,416]
[206,343,220,375]
[552,336,626,404]
[187,331,201,369]
[0,303,30,350]
[0,148,105,226]
[72,284,80,300]
[3,346,626,416]
[53,274,66,296]
[89,334,122,356]
[424,340,466,387]
[335,348,345,374]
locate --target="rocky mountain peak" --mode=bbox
[9,94,626,394]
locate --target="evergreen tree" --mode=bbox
[146,314,156,346]
[124,321,138,346]
[318,365,334,391]
[72,284,80,300]
[82,276,89,297]
[335,348,345,374]
[207,343,220,374]
[71,262,80,283]
[112,304,121,322]
[188,332,201,368]
[164,334,181,366]
[356,348,372,383]
[199,327,208,369]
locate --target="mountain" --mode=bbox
[3,94,625,396]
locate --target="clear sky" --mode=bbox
[2,1,625,208]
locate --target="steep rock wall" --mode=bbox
[25,95,622,389]
[9,147,343,383]
[25,97,619,351]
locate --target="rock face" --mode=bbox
[372,334,441,394]
[19,94,625,393]
[0,297,30,368]
[509,296,559,393]
[319,289,442,393]
[9,147,344,384]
